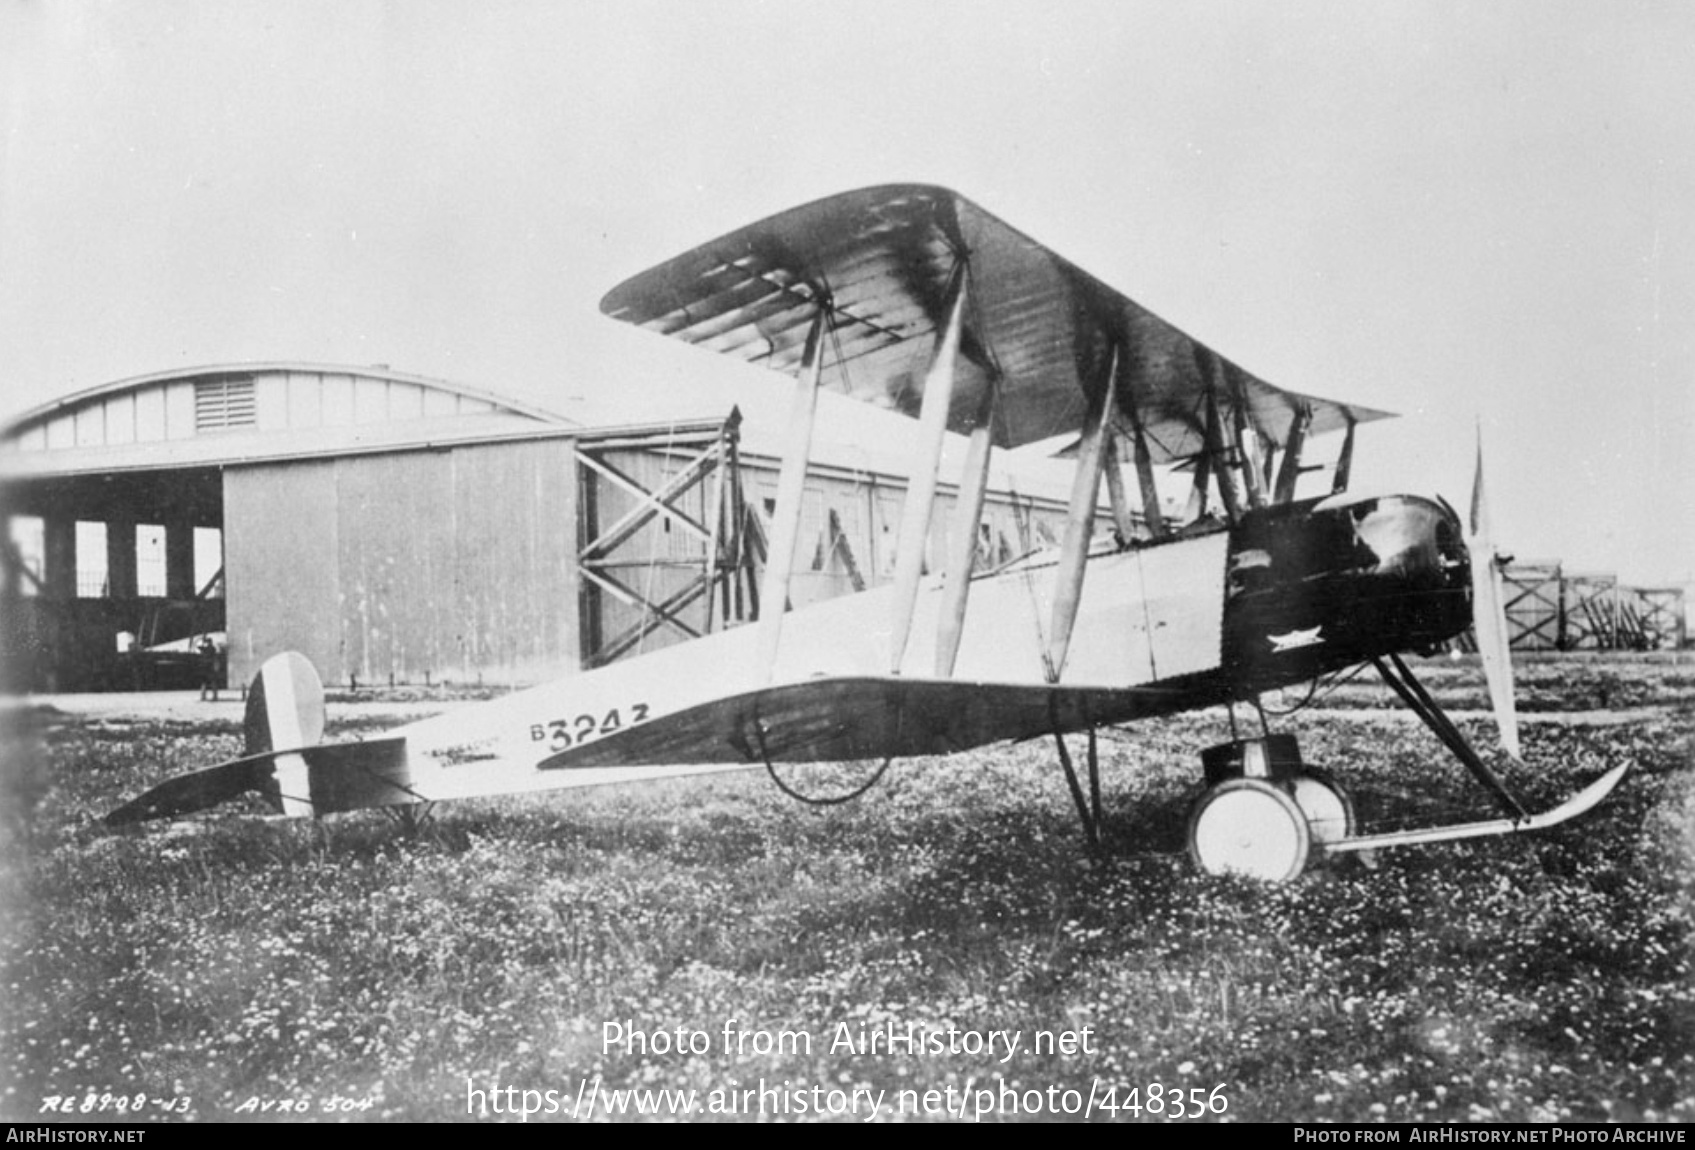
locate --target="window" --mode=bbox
[194,376,257,432]
[6,516,45,596]
[76,521,108,598]
[194,527,224,598]
[136,524,167,597]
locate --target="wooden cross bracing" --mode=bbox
[576,415,756,667]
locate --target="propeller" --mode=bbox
[1466,431,1521,759]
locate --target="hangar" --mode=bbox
[0,363,1071,693]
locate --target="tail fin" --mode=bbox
[108,652,413,826]
[244,651,326,754]
[243,652,326,816]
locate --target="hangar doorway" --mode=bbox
[1,467,225,692]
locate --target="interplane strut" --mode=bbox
[757,308,829,678]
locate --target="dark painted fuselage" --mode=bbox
[1219,493,1472,694]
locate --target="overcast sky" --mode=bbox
[2,1,1690,586]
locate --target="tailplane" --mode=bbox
[107,653,413,826]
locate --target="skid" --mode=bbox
[1322,763,1629,855]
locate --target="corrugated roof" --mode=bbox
[0,360,1078,503]
[0,361,573,437]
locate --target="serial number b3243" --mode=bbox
[530,704,650,753]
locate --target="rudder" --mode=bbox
[244,652,325,816]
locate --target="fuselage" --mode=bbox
[244,489,1478,809]
[399,490,1474,779]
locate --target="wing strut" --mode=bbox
[1125,425,1167,538]
[1196,346,1257,516]
[1183,436,1212,521]
[1202,387,1242,523]
[1046,347,1117,681]
[1115,340,1168,537]
[1102,435,1138,544]
[889,266,968,673]
[757,307,829,677]
[1331,413,1357,495]
[934,381,998,677]
[1273,403,1311,504]
[1231,390,1268,510]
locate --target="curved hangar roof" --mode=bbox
[0,363,577,479]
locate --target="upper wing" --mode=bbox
[601,184,1392,454]
[541,675,1190,770]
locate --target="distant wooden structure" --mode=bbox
[1621,585,1689,651]
[1465,560,1687,652]
[1502,561,1563,650]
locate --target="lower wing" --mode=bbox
[542,675,1190,770]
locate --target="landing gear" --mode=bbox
[1290,769,1355,845]
[1186,735,1353,881]
[1187,778,1311,881]
[1178,657,1635,874]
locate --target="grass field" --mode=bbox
[2,656,1691,1123]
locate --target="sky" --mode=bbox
[2,1,1691,587]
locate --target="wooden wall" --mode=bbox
[225,439,577,688]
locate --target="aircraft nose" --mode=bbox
[1352,495,1467,587]
[1222,493,1474,681]
[1438,498,1471,584]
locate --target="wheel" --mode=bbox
[1290,770,1355,846]
[1187,778,1312,882]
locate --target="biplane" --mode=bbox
[107,185,1628,881]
